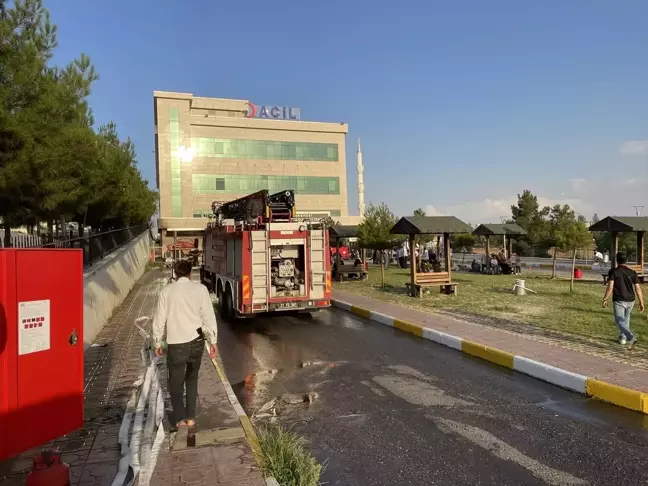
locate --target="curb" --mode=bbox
[332,299,648,415]
[206,345,277,486]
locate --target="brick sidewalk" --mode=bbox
[150,349,264,486]
[333,289,648,393]
[0,270,264,486]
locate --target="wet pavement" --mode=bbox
[217,308,648,486]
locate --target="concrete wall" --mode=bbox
[83,232,152,348]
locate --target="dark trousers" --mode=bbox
[167,337,204,424]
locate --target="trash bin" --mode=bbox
[574,268,583,279]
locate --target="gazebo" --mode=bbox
[328,225,366,280]
[390,216,473,296]
[588,216,647,280]
[472,223,527,259]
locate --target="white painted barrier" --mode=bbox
[83,232,151,347]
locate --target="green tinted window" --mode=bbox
[192,175,341,195]
[191,138,339,162]
[169,108,182,217]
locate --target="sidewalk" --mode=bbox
[0,270,264,486]
[332,289,648,394]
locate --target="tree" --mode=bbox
[0,0,157,245]
[451,233,476,252]
[357,203,400,286]
[546,205,593,283]
[322,216,341,228]
[546,204,575,278]
[412,207,432,267]
[0,0,58,244]
[510,190,550,256]
[563,219,593,292]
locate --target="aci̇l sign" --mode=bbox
[246,102,300,121]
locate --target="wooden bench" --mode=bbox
[405,271,457,297]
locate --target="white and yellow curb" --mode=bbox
[332,300,648,415]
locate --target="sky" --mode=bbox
[47,0,648,224]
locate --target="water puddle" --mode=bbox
[252,392,319,422]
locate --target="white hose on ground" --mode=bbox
[141,378,166,486]
[139,351,159,485]
[112,317,167,486]
[130,360,154,476]
[111,380,140,486]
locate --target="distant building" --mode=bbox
[153,91,360,248]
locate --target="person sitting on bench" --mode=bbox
[497,250,512,275]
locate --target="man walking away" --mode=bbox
[153,260,218,429]
[602,252,645,348]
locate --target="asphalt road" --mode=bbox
[217,309,648,486]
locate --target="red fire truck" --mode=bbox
[200,190,332,318]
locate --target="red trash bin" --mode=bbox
[574,268,583,279]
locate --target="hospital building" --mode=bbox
[153,91,362,247]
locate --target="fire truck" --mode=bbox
[200,190,332,318]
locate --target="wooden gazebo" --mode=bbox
[588,216,647,279]
[328,225,366,280]
[390,216,473,296]
[472,223,527,259]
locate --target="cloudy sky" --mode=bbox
[424,140,648,224]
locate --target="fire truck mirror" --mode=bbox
[194,238,199,249]
[68,329,79,346]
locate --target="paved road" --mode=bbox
[217,309,648,486]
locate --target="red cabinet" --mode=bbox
[0,249,84,461]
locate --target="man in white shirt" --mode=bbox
[153,260,218,429]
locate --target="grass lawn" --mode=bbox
[335,267,648,350]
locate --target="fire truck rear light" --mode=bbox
[316,300,329,307]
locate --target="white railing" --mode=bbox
[0,233,45,248]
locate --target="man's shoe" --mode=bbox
[619,335,627,345]
[627,338,637,350]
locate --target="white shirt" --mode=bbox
[152,277,218,345]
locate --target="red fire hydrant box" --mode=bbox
[0,249,84,461]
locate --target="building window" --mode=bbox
[169,108,182,217]
[192,175,341,195]
[190,138,339,162]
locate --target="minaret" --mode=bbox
[356,137,365,217]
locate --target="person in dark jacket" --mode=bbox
[602,252,645,348]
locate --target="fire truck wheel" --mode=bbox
[223,288,234,319]
[218,287,226,318]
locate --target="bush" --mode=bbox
[258,425,323,486]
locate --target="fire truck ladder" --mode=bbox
[214,190,295,224]
[268,190,295,222]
